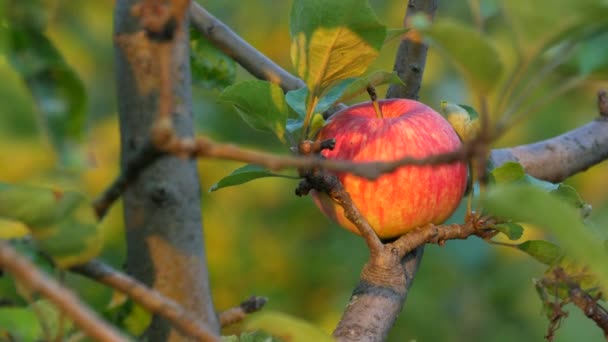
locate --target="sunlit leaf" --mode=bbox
[6,29,86,166]
[413,16,503,93]
[122,302,152,337]
[190,28,236,90]
[517,240,562,265]
[0,183,102,268]
[209,164,297,192]
[482,184,608,283]
[290,0,386,96]
[220,80,289,142]
[494,222,524,240]
[242,311,335,342]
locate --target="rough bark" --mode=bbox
[490,118,608,182]
[386,0,439,100]
[114,1,219,340]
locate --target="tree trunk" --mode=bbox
[113,1,219,340]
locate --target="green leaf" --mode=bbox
[482,184,608,283]
[29,300,75,338]
[316,78,357,113]
[0,183,103,268]
[243,311,335,342]
[290,0,386,96]
[336,71,404,103]
[285,71,402,120]
[517,240,562,265]
[494,222,524,240]
[489,162,558,191]
[285,87,310,118]
[286,78,359,118]
[122,302,152,337]
[220,80,289,142]
[551,184,592,217]
[0,307,44,341]
[209,165,296,192]
[561,30,608,78]
[286,118,305,133]
[412,16,503,93]
[6,29,87,166]
[190,28,236,90]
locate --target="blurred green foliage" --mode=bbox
[0,0,607,341]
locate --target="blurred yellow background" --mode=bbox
[1,0,608,341]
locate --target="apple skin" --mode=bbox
[312,98,467,239]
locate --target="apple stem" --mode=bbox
[366,86,383,118]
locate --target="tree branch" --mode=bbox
[72,260,220,342]
[386,0,438,100]
[114,0,220,339]
[547,268,608,339]
[218,296,268,328]
[490,117,608,182]
[189,2,305,92]
[294,140,384,258]
[0,242,129,342]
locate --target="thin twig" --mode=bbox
[391,216,495,259]
[150,112,608,185]
[553,268,608,338]
[0,242,129,342]
[192,135,472,179]
[92,140,164,219]
[72,260,221,342]
[189,2,305,92]
[218,296,268,328]
[294,159,384,257]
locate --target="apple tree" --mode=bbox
[1,0,608,341]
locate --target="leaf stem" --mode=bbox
[301,95,319,140]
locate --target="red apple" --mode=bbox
[312,98,467,239]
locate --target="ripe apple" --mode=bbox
[312,98,467,239]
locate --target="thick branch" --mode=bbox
[490,118,608,182]
[189,2,304,92]
[386,0,439,100]
[0,242,129,342]
[114,0,220,339]
[73,260,220,342]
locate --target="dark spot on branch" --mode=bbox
[146,17,177,42]
[598,89,608,117]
